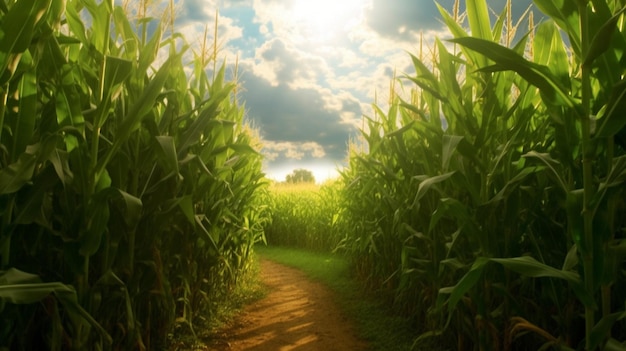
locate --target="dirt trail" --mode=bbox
[209,259,368,351]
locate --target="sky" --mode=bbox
[170,0,537,183]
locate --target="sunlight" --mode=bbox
[290,0,367,41]
[264,162,341,184]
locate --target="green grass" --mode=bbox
[255,245,418,351]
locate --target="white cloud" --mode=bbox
[262,140,326,160]
[249,38,331,89]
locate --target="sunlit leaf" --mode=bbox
[595,78,626,138]
[584,6,626,67]
[532,0,581,57]
[450,37,578,111]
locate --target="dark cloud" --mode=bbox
[364,0,456,40]
[238,62,359,163]
[365,0,538,41]
[177,0,215,23]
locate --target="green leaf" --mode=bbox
[493,256,594,306]
[584,6,626,67]
[0,268,40,285]
[562,244,579,271]
[195,215,220,252]
[438,257,488,314]
[93,271,135,332]
[533,21,570,88]
[532,0,581,57]
[56,66,86,152]
[65,2,87,44]
[488,166,541,204]
[112,5,138,57]
[0,281,74,304]
[450,37,578,111]
[588,311,626,350]
[112,189,142,228]
[82,0,110,51]
[0,268,112,345]
[0,144,38,194]
[178,196,195,225]
[97,55,176,178]
[411,171,455,208]
[522,151,568,193]
[439,255,593,321]
[93,56,133,128]
[80,199,109,256]
[595,78,626,138]
[429,198,471,234]
[177,87,235,156]
[137,21,163,74]
[441,135,463,172]
[93,186,143,229]
[48,147,74,187]
[155,136,179,174]
[0,0,51,81]
[228,143,259,155]
[11,69,37,161]
[491,256,581,281]
[466,0,491,41]
[601,156,626,190]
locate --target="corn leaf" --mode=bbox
[11,69,37,161]
[532,0,581,57]
[97,56,175,178]
[595,78,626,138]
[155,136,180,174]
[533,21,570,88]
[412,171,455,208]
[82,0,110,51]
[65,2,87,44]
[137,21,163,75]
[438,257,488,314]
[0,0,51,79]
[0,145,38,194]
[584,6,626,67]
[589,311,626,350]
[441,135,463,172]
[0,268,111,345]
[466,0,491,41]
[522,151,568,193]
[451,37,578,111]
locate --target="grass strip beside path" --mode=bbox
[255,245,416,351]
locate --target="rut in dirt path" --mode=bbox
[210,258,368,351]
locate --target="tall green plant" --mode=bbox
[340,0,626,350]
[445,1,626,349]
[265,181,344,251]
[0,0,269,349]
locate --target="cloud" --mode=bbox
[363,0,537,42]
[253,38,329,88]
[363,0,456,41]
[177,0,218,23]
[237,58,359,163]
[262,141,326,161]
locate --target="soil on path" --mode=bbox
[209,258,368,351]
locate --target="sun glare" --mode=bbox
[290,0,366,41]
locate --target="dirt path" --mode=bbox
[209,259,368,351]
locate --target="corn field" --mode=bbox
[264,181,344,252]
[3,0,626,350]
[0,0,270,349]
[338,0,626,349]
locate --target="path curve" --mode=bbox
[210,258,368,351]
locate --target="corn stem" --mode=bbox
[578,1,596,349]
